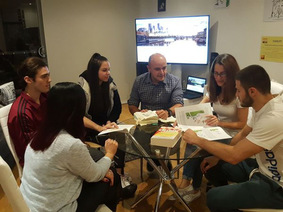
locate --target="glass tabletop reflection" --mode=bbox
[96,118,209,160]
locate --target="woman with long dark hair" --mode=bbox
[79,52,136,198]
[204,53,247,136]
[80,53,121,131]
[169,54,249,203]
[20,82,121,211]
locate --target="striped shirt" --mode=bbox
[8,92,47,167]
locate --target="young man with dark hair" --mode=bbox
[8,57,51,167]
[183,65,283,211]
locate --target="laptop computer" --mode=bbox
[183,76,207,99]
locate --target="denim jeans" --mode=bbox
[182,144,203,189]
[182,138,232,190]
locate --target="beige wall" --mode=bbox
[41,0,138,103]
[137,0,283,84]
[41,0,283,103]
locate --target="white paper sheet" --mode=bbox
[178,125,231,140]
[175,103,213,126]
[175,103,231,140]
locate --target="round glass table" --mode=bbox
[96,119,210,212]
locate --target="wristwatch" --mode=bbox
[166,109,173,117]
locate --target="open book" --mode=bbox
[175,103,231,140]
[98,124,135,135]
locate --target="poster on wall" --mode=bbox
[260,36,283,63]
[264,0,283,21]
[158,0,166,12]
[214,0,230,8]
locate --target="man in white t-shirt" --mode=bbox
[183,65,283,211]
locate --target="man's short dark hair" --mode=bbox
[236,65,271,95]
[18,57,47,89]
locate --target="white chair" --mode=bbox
[0,156,30,212]
[271,80,283,94]
[95,204,112,212]
[0,103,22,178]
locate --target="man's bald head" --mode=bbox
[147,53,167,84]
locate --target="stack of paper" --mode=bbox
[134,110,159,126]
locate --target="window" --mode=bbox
[0,0,47,88]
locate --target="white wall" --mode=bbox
[41,0,283,103]
[41,0,138,103]
[137,0,283,84]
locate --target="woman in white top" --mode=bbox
[169,54,249,203]
[202,54,248,137]
[20,82,121,212]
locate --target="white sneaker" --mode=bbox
[121,174,132,188]
[168,184,194,201]
[183,190,201,203]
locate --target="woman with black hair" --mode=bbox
[20,82,121,211]
[79,53,121,132]
[79,52,137,198]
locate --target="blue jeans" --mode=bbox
[182,138,231,190]
[182,144,203,189]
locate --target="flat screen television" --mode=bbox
[135,15,210,65]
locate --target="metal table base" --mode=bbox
[127,133,202,212]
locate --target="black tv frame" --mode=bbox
[135,15,210,65]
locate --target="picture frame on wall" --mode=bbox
[158,0,166,12]
[214,0,230,8]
